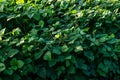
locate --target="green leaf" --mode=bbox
[33,13,40,21]
[4,69,13,75]
[8,49,19,57]
[12,28,21,35]
[115,45,120,52]
[97,69,106,77]
[61,45,69,52]
[10,58,17,65]
[34,51,44,60]
[48,60,57,67]
[97,62,109,77]
[109,34,115,39]
[99,37,107,42]
[97,67,106,77]
[37,67,46,79]
[0,63,5,72]
[107,39,117,44]
[16,0,24,4]
[76,59,87,70]
[56,66,65,76]
[81,64,88,70]
[83,27,90,32]
[65,55,72,60]
[43,51,52,61]
[35,46,47,59]
[68,66,76,74]
[84,51,94,61]
[39,20,44,28]
[0,28,5,36]
[10,58,18,70]
[72,10,77,14]
[0,5,4,12]
[74,46,83,52]
[17,60,24,68]
[13,74,21,80]
[66,60,70,67]
[10,66,17,70]
[52,46,61,55]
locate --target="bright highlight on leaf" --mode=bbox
[16,0,24,4]
[0,28,5,36]
[0,0,6,2]
[74,46,83,52]
[77,12,83,18]
[55,34,60,38]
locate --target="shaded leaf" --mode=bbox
[8,49,19,57]
[43,51,52,61]
[17,60,24,68]
[84,51,94,61]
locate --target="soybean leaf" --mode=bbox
[43,51,52,61]
[39,20,44,28]
[0,28,5,36]
[61,45,69,52]
[8,49,19,57]
[84,51,94,61]
[17,60,24,68]
[0,63,5,72]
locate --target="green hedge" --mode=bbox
[0,0,120,80]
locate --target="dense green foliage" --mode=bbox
[0,0,120,79]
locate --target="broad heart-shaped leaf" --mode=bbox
[52,46,61,55]
[4,69,13,75]
[68,66,76,74]
[97,63,107,77]
[97,68,106,77]
[10,66,17,70]
[8,49,19,57]
[37,67,46,79]
[10,58,18,70]
[97,62,110,77]
[43,51,52,61]
[33,13,40,21]
[61,45,69,52]
[66,60,70,67]
[48,60,57,67]
[17,60,24,68]
[56,66,65,76]
[10,58,18,65]
[39,20,44,28]
[84,51,94,61]
[76,59,87,70]
[0,63,5,72]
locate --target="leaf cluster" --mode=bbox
[0,0,120,80]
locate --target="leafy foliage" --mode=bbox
[0,0,120,79]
